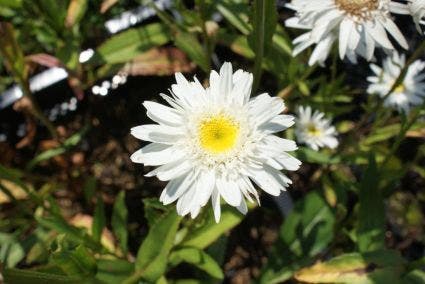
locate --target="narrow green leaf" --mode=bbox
[36,215,99,250]
[181,205,245,249]
[280,192,335,257]
[357,155,385,252]
[111,191,128,255]
[50,245,97,277]
[0,22,27,82]
[174,32,210,72]
[217,2,250,35]
[295,147,341,165]
[403,270,425,284]
[169,247,224,279]
[143,198,168,228]
[65,0,88,28]
[248,0,277,91]
[96,23,170,64]
[294,250,405,284]
[26,127,88,171]
[3,268,83,284]
[133,209,181,282]
[92,196,106,243]
[0,0,22,8]
[95,259,134,284]
[0,233,25,268]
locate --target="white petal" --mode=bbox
[143,101,183,126]
[217,178,242,207]
[131,125,183,144]
[211,189,221,223]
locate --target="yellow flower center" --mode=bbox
[307,123,322,137]
[198,114,239,154]
[335,0,379,17]
[394,84,405,94]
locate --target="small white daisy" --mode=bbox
[131,63,301,222]
[367,52,425,113]
[285,0,409,65]
[295,106,339,151]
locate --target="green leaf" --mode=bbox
[92,196,106,243]
[0,22,27,82]
[111,191,128,255]
[403,270,425,284]
[3,268,84,284]
[169,247,224,279]
[0,233,25,268]
[174,31,209,72]
[181,205,245,249]
[0,0,22,8]
[357,155,385,252]
[280,192,335,257]
[95,259,134,284]
[143,198,168,228]
[248,0,277,91]
[50,245,97,276]
[65,0,88,28]
[294,250,406,284]
[295,147,341,165]
[96,23,170,64]
[133,209,181,282]
[216,1,250,35]
[26,127,88,171]
[363,124,401,145]
[36,215,99,250]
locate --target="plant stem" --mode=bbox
[21,78,58,139]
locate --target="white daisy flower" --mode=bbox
[285,0,409,66]
[130,63,301,222]
[367,52,425,113]
[295,106,339,151]
[409,0,425,32]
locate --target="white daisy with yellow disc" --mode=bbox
[130,63,301,222]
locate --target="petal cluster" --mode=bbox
[131,63,301,222]
[367,52,425,113]
[285,0,409,65]
[295,106,339,151]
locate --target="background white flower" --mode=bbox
[131,63,301,222]
[285,0,409,65]
[295,106,339,151]
[409,0,425,32]
[367,52,425,113]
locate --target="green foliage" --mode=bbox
[1,0,424,283]
[132,209,181,282]
[111,191,128,255]
[96,23,170,64]
[294,250,406,284]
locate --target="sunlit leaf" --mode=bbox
[65,0,88,27]
[96,23,170,64]
[132,209,181,282]
[294,250,405,283]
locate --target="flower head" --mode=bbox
[285,0,408,65]
[367,52,425,113]
[131,63,301,222]
[295,106,339,151]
